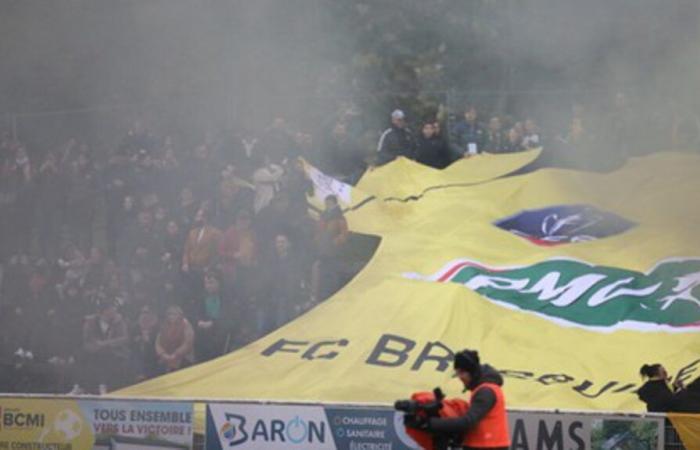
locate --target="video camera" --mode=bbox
[394,387,467,450]
[394,387,445,417]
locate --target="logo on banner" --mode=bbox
[52,409,83,440]
[219,412,325,446]
[1,407,46,430]
[408,258,700,331]
[494,205,636,246]
[221,413,248,446]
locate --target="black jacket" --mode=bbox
[637,379,675,412]
[638,378,700,413]
[671,378,700,413]
[429,364,504,434]
[377,126,415,164]
[416,135,451,169]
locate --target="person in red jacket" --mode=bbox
[408,349,510,450]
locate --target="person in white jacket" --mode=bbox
[253,157,285,214]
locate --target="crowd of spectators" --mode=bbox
[0,92,697,395]
[0,116,354,395]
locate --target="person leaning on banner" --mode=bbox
[406,349,510,450]
[638,363,700,413]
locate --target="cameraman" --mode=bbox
[407,349,510,450]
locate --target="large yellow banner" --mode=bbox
[119,152,700,425]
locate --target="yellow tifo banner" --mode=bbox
[118,152,700,429]
[301,149,540,212]
[668,413,700,448]
[355,149,541,200]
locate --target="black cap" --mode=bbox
[453,349,481,377]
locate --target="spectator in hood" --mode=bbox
[377,109,416,165]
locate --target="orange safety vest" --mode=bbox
[462,382,510,448]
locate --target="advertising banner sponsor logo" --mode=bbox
[409,258,700,331]
[494,204,636,246]
[207,403,664,450]
[207,404,332,450]
[0,398,193,450]
[508,411,664,450]
[206,404,418,450]
[80,400,193,449]
[0,398,93,450]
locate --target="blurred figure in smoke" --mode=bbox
[80,299,129,394]
[323,121,365,181]
[176,186,199,231]
[195,272,227,362]
[281,159,314,231]
[130,305,159,381]
[212,166,255,229]
[182,208,221,306]
[110,194,137,258]
[36,151,65,259]
[65,150,97,251]
[450,105,485,157]
[161,220,184,270]
[415,120,450,168]
[182,208,221,274]
[219,209,258,323]
[377,109,415,165]
[154,137,182,206]
[522,118,541,149]
[2,143,33,257]
[502,128,525,153]
[311,195,348,302]
[671,108,700,151]
[260,117,297,164]
[252,154,284,214]
[155,305,194,373]
[184,143,218,201]
[483,116,506,153]
[605,92,635,159]
[262,233,306,333]
[119,120,156,158]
